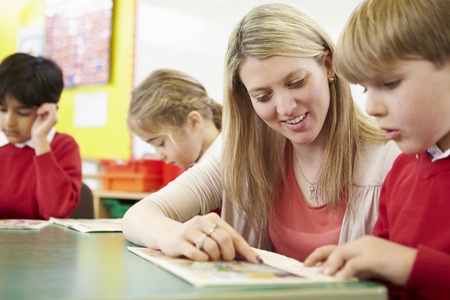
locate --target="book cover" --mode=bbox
[51,218,122,233]
[0,219,53,230]
[128,246,349,287]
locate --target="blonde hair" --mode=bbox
[222,3,386,234]
[334,0,450,83]
[127,69,222,136]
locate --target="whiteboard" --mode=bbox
[133,0,365,157]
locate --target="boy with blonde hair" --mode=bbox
[305,0,450,299]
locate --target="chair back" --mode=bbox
[71,182,95,219]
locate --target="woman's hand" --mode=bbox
[122,200,261,264]
[304,236,416,286]
[157,212,261,264]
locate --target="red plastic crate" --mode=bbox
[99,172,163,192]
[100,159,163,175]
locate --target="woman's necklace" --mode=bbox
[294,153,317,199]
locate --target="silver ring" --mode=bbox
[207,223,221,236]
[195,233,207,250]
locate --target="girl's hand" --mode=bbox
[304,236,416,286]
[157,212,261,264]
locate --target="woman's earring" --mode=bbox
[328,76,335,83]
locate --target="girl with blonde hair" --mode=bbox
[128,68,222,169]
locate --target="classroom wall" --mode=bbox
[134,0,366,104]
[0,1,26,60]
[131,0,367,157]
[1,0,367,160]
[0,0,135,160]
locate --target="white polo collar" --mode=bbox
[0,128,56,149]
[427,144,450,162]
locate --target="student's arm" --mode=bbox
[34,134,82,219]
[305,166,415,285]
[123,201,258,262]
[122,155,260,263]
[305,237,450,298]
[406,245,450,299]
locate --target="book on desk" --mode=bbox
[0,218,122,232]
[51,218,122,232]
[0,219,53,230]
[128,246,353,287]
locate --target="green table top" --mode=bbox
[0,224,387,300]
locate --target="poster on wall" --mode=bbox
[73,92,108,128]
[44,0,113,88]
[17,24,46,57]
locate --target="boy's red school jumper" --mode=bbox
[0,132,82,219]
[374,151,450,299]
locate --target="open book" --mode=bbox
[0,219,53,230]
[128,246,350,287]
[51,218,122,233]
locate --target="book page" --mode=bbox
[0,219,53,230]
[51,218,122,233]
[253,248,334,280]
[128,246,349,287]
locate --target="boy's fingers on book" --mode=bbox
[304,245,337,267]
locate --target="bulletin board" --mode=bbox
[44,0,113,88]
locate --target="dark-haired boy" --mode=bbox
[0,53,81,219]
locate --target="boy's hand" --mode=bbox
[31,103,58,139]
[304,236,416,286]
[31,103,58,155]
